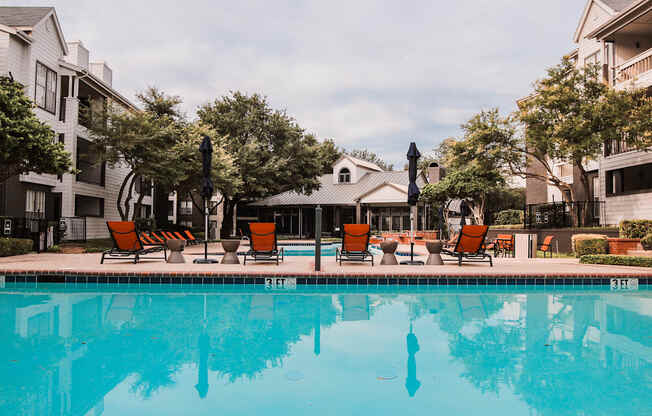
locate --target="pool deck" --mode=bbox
[0,242,650,282]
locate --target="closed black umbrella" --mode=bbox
[401,142,424,265]
[405,323,421,397]
[194,135,219,264]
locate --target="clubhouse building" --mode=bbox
[240,155,441,238]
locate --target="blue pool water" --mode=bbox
[282,243,382,256]
[1,283,650,415]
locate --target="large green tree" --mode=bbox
[88,88,235,220]
[316,138,342,174]
[511,58,652,202]
[0,75,73,183]
[197,92,323,237]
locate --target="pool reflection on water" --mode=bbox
[0,284,650,415]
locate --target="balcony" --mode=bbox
[616,48,652,87]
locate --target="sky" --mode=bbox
[10,0,586,167]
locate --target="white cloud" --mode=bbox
[7,0,586,166]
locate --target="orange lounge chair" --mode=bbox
[538,235,555,258]
[336,224,374,266]
[184,230,199,244]
[148,232,166,244]
[102,221,166,264]
[140,233,163,246]
[441,225,492,267]
[244,223,284,265]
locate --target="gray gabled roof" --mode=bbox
[250,170,427,206]
[601,0,636,12]
[0,7,53,27]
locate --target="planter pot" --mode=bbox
[607,238,643,255]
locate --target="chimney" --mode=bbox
[427,162,442,183]
[89,61,113,87]
[65,41,89,70]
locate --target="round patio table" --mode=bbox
[425,240,444,265]
[166,239,186,264]
[221,240,241,264]
[380,240,399,265]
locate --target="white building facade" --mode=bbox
[0,7,149,239]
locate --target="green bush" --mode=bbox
[494,209,524,225]
[46,245,61,253]
[641,233,652,250]
[580,254,652,268]
[575,239,609,257]
[0,238,33,257]
[619,220,652,239]
[571,234,608,255]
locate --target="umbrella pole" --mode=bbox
[401,206,424,266]
[194,196,218,264]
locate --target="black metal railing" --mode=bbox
[525,201,605,229]
[59,217,87,242]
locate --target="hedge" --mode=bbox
[571,234,608,255]
[575,239,609,257]
[580,254,652,268]
[619,220,652,239]
[0,238,33,257]
[642,233,652,250]
[494,209,524,225]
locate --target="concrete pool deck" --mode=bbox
[0,242,651,281]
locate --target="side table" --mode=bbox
[167,239,186,263]
[380,240,399,265]
[221,240,241,264]
[425,240,443,265]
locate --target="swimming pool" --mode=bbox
[281,243,382,256]
[1,283,650,415]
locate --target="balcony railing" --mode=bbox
[616,48,652,85]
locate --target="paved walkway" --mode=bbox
[0,242,650,278]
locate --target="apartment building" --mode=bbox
[525,0,652,225]
[0,7,148,239]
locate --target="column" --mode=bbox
[355,202,361,224]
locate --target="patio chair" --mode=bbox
[492,234,515,257]
[441,225,492,267]
[184,230,199,244]
[102,221,167,264]
[150,231,168,243]
[173,231,191,243]
[161,231,178,240]
[336,224,374,266]
[538,235,555,258]
[140,233,163,246]
[244,223,284,265]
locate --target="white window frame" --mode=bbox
[35,61,57,114]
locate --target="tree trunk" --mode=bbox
[131,191,146,221]
[221,198,237,238]
[123,174,138,221]
[116,170,134,220]
[153,182,171,229]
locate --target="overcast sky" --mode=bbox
[11,0,585,167]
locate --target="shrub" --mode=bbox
[580,254,652,268]
[641,233,652,250]
[0,238,33,257]
[46,245,61,253]
[494,209,524,225]
[619,220,652,239]
[571,234,608,257]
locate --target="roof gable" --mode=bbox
[0,7,67,54]
[574,0,620,42]
[336,155,384,172]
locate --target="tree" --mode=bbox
[197,92,323,237]
[316,138,342,174]
[0,75,73,183]
[511,58,652,202]
[345,148,394,171]
[88,88,236,221]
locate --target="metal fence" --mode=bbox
[525,201,605,229]
[59,217,87,242]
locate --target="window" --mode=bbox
[606,162,652,196]
[76,137,105,186]
[35,62,57,114]
[25,190,45,216]
[75,195,104,217]
[138,204,151,218]
[555,164,574,178]
[179,200,192,216]
[338,168,351,183]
